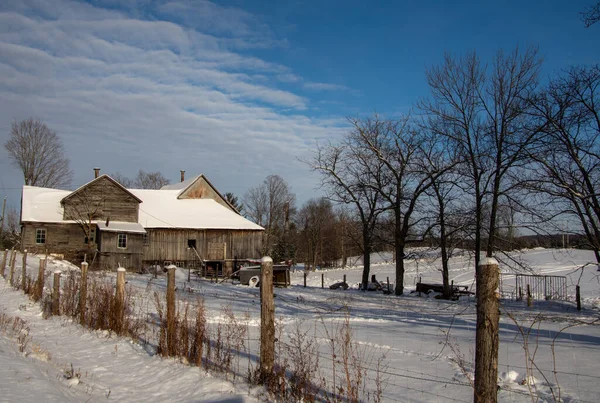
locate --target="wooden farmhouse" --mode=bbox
[20,170,264,275]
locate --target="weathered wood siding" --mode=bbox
[62,176,139,222]
[22,222,86,253]
[143,229,263,262]
[177,177,233,211]
[97,231,144,270]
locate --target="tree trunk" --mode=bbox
[394,243,405,295]
[362,230,371,290]
[474,258,500,403]
[441,245,450,299]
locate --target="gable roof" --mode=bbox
[160,174,239,214]
[130,189,261,230]
[21,185,263,231]
[61,174,143,204]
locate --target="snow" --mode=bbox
[96,221,146,234]
[130,189,262,230]
[20,185,263,231]
[1,248,599,402]
[21,186,70,222]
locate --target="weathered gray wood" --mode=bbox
[80,262,88,325]
[144,229,263,265]
[474,258,500,403]
[34,257,45,301]
[115,268,126,334]
[166,265,176,356]
[53,270,61,315]
[21,223,85,254]
[21,249,28,290]
[176,175,235,211]
[9,248,16,285]
[260,256,275,384]
[0,249,7,277]
[62,176,140,223]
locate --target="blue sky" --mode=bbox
[0,0,598,213]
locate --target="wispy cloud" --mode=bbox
[303,82,351,92]
[0,0,348,205]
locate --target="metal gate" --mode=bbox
[512,274,567,301]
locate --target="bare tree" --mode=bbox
[0,207,21,249]
[582,1,600,27]
[296,198,336,270]
[529,65,600,263]
[133,170,170,189]
[244,175,296,260]
[110,172,134,188]
[5,118,73,189]
[110,170,170,189]
[62,188,105,261]
[354,115,456,295]
[309,136,388,290]
[421,47,542,402]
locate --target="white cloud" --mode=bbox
[0,0,349,208]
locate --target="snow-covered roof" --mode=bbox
[21,185,263,231]
[130,189,263,230]
[160,176,200,191]
[96,221,146,234]
[22,186,70,223]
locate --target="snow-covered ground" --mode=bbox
[1,248,599,402]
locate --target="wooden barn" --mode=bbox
[20,170,264,274]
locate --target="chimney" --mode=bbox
[180,170,185,182]
[94,167,100,178]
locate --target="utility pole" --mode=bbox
[0,197,6,234]
[0,197,6,248]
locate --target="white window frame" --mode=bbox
[117,233,127,249]
[35,228,46,245]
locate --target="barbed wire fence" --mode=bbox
[4,250,600,402]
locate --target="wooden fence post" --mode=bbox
[474,257,500,403]
[115,268,126,334]
[321,273,324,289]
[303,271,307,288]
[527,284,532,307]
[260,256,275,385]
[166,265,176,356]
[21,249,28,290]
[387,276,390,293]
[9,248,16,285]
[0,249,7,277]
[52,270,61,315]
[35,257,46,301]
[576,285,581,311]
[80,262,88,325]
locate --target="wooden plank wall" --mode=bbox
[177,177,233,211]
[62,177,139,222]
[144,229,263,262]
[97,231,144,270]
[22,222,86,253]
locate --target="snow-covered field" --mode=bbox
[1,248,599,402]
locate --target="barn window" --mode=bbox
[143,233,149,245]
[187,239,196,249]
[117,233,127,249]
[35,229,46,245]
